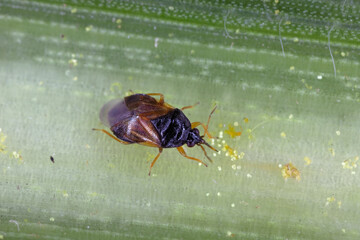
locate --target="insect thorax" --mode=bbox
[151,108,191,148]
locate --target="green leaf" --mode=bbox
[1,0,359,239]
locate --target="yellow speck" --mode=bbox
[217,192,221,197]
[285,21,291,25]
[0,234,3,239]
[281,163,301,181]
[231,164,236,170]
[293,37,299,42]
[234,121,239,126]
[226,231,232,237]
[274,0,279,4]
[289,114,293,119]
[337,201,342,208]
[0,131,7,154]
[231,203,235,207]
[235,29,240,33]
[329,147,335,156]
[218,166,222,171]
[63,191,69,198]
[301,79,312,89]
[274,9,280,15]
[71,8,77,14]
[12,151,23,162]
[190,50,195,54]
[206,193,210,197]
[336,130,340,136]
[280,132,286,138]
[246,173,252,178]
[243,117,249,123]
[73,76,78,81]
[342,229,346,233]
[49,217,55,222]
[85,25,93,32]
[304,156,312,165]
[325,196,335,206]
[341,52,346,57]
[224,125,242,138]
[168,6,174,11]
[116,19,122,24]
[290,66,295,71]
[110,82,122,92]
[342,156,358,172]
[68,58,78,66]
[0,132,7,143]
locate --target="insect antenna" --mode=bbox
[200,106,218,139]
[206,106,217,132]
[198,144,213,163]
[203,140,218,152]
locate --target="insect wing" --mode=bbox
[99,99,132,127]
[125,94,173,119]
[111,116,161,147]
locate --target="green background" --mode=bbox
[0,0,359,239]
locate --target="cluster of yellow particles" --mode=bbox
[0,129,23,163]
[325,195,342,208]
[210,122,245,170]
[281,163,301,181]
[342,156,358,174]
[211,137,244,162]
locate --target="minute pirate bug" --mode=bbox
[93,93,217,175]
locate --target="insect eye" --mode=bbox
[187,141,196,147]
[193,128,200,135]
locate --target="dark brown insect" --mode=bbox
[93,93,217,175]
[50,156,54,163]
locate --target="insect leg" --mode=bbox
[191,105,217,138]
[176,146,208,167]
[148,148,163,176]
[92,128,131,144]
[146,93,164,104]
